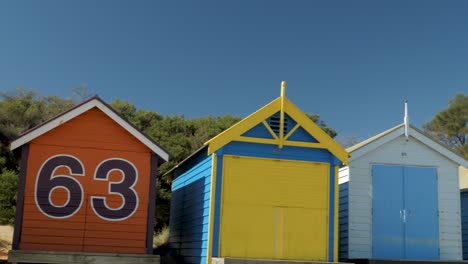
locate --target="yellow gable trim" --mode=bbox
[206,97,281,155]
[205,93,349,165]
[283,98,349,164]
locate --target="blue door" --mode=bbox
[373,165,405,258]
[372,165,439,259]
[404,166,439,259]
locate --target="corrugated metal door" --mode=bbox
[461,191,468,260]
[220,156,328,261]
[372,165,439,259]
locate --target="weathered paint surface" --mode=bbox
[372,165,439,259]
[219,156,329,261]
[342,135,462,260]
[19,108,152,254]
[169,155,213,264]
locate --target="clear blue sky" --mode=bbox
[1,1,467,143]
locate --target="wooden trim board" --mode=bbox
[8,250,160,264]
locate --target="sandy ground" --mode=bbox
[0,225,13,260]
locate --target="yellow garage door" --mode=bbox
[220,156,329,261]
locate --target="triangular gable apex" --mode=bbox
[347,124,468,167]
[205,97,281,154]
[205,96,349,164]
[10,96,170,161]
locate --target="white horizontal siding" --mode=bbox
[339,167,349,184]
[348,163,372,259]
[348,135,462,260]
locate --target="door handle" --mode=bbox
[402,209,407,223]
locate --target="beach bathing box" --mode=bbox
[339,113,468,261]
[168,83,349,264]
[9,96,170,255]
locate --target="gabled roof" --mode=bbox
[10,96,170,161]
[205,83,349,164]
[346,123,468,167]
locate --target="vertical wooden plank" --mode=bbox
[12,144,29,250]
[327,163,332,261]
[146,154,158,254]
[334,165,339,262]
[206,154,217,264]
[212,152,224,257]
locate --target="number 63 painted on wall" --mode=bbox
[35,155,139,221]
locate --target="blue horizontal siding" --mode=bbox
[339,182,349,260]
[169,155,213,264]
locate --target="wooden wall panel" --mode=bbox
[18,107,153,254]
[33,108,148,153]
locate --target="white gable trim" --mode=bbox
[10,99,170,161]
[349,126,404,162]
[348,125,467,167]
[410,128,468,168]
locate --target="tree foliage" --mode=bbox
[0,88,338,229]
[0,169,18,224]
[0,87,74,139]
[423,93,468,159]
[306,114,337,138]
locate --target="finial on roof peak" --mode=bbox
[281,81,286,97]
[404,100,409,140]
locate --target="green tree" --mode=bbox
[0,142,17,172]
[306,113,337,138]
[0,169,18,224]
[423,93,468,159]
[0,87,74,138]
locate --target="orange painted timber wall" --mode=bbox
[19,108,152,254]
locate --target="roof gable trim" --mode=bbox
[10,98,170,161]
[347,124,468,167]
[205,92,349,164]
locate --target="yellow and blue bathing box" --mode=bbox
[168,83,349,264]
